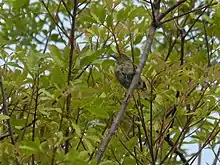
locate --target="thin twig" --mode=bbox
[188,121,220,164]
[0,76,19,164]
[61,0,73,17]
[203,20,211,67]
[164,136,189,165]
[31,78,40,164]
[0,76,15,144]
[77,0,91,15]
[149,80,155,163]
[20,79,36,141]
[160,86,207,164]
[183,6,209,39]
[160,2,217,25]
[40,0,69,39]
[213,146,220,165]
[118,137,144,165]
[158,0,186,21]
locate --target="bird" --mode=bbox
[112,53,146,90]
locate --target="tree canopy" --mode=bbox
[0,0,219,164]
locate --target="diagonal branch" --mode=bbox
[164,136,189,165]
[213,146,220,165]
[188,120,220,164]
[158,0,186,21]
[160,2,217,25]
[40,0,69,39]
[96,0,161,163]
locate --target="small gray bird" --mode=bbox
[113,54,146,90]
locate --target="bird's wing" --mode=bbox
[123,62,136,78]
[124,63,146,90]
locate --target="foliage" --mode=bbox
[0,0,219,164]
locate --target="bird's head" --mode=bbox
[110,54,131,65]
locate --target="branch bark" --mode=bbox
[96,0,161,163]
[64,0,78,154]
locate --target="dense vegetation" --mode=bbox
[0,0,219,164]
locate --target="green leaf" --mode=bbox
[99,92,106,98]
[88,105,109,118]
[25,51,42,75]
[106,15,113,27]
[123,157,136,165]
[66,150,88,164]
[86,135,100,143]
[100,160,117,165]
[80,51,97,66]
[39,88,54,99]
[134,34,143,44]
[116,9,125,22]
[84,138,94,153]
[203,14,214,24]
[54,131,64,147]
[20,140,42,154]
[49,45,64,66]
[6,62,23,69]
[0,35,17,44]
[102,59,115,70]
[13,0,29,9]
[41,107,62,113]
[0,114,10,120]
[51,65,66,86]
[50,34,59,41]
[106,0,113,10]
[98,8,106,23]
[90,12,100,23]
[72,123,81,136]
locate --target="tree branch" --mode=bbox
[213,146,220,165]
[164,136,189,165]
[160,2,217,25]
[188,121,220,164]
[0,76,15,145]
[40,0,69,39]
[158,0,186,21]
[96,0,160,163]
[64,0,78,153]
